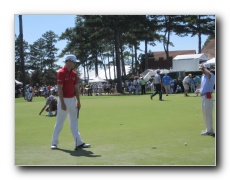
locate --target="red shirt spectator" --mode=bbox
[48,85,51,90]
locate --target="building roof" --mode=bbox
[201,38,215,59]
[151,50,196,60]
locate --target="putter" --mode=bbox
[77,108,79,119]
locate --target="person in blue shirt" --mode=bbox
[162,74,172,96]
[194,75,201,96]
[196,63,215,137]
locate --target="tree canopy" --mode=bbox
[15,15,215,93]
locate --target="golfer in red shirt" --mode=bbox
[51,55,90,150]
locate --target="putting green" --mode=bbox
[15,92,216,166]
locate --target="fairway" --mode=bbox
[15,93,216,166]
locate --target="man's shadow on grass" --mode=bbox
[56,148,101,158]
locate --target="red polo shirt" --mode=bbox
[57,65,78,98]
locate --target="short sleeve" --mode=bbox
[57,71,64,85]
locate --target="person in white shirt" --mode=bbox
[150,69,163,101]
[98,83,103,95]
[27,85,34,102]
[196,63,215,137]
[182,74,192,97]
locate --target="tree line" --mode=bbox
[15,15,215,93]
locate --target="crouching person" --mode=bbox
[39,94,57,117]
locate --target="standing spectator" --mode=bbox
[162,74,172,96]
[140,77,146,94]
[34,86,39,97]
[146,80,151,92]
[86,84,93,96]
[194,75,201,96]
[48,84,52,95]
[189,76,196,93]
[178,78,183,92]
[41,85,48,96]
[26,84,34,102]
[150,69,163,101]
[122,81,125,92]
[170,79,175,94]
[80,85,83,96]
[103,83,107,94]
[132,79,136,94]
[106,83,111,94]
[54,85,58,96]
[98,83,103,95]
[133,77,139,95]
[50,54,90,150]
[92,83,97,95]
[182,74,192,97]
[110,84,115,94]
[150,79,155,92]
[36,82,39,89]
[105,82,110,94]
[39,85,44,96]
[127,80,133,94]
[196,63,215,137]
[174,79,179,92]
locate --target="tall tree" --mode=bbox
[184,15,215,53]
[15,34,30,81]
[29,38,46,72]
[42,30,59,69]
[18,15,26,93]
[154,15,181,67]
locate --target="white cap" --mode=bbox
[65,55,79,62]
[156,69,161,73]
[203,63,210,69]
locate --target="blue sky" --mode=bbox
[14,15,210,66]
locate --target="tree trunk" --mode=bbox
[134,43,138,75]
[144,40,148,70]
[115,28,123,93]
[95,53,98,77]
[198,15,202,53]
[198,32,202,53]
[120,46,126,79]
[119,35,126,79]
[112,46,116,79]
[131,46,134,75]
[108,55,111,80]
[103,64,108,80]
[19,15,26,96]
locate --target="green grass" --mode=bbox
[15,92,216,166]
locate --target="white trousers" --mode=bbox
[201,95,214,133]
[51,97,84,146]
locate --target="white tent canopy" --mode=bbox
[80,65,131,80]
[140,70,156,81]
[15,79,23,85]
[206,57,215,65]
[88,76,108,83]
[173,53,208,71]
[173,53,208,61]
[140,69,170,81]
